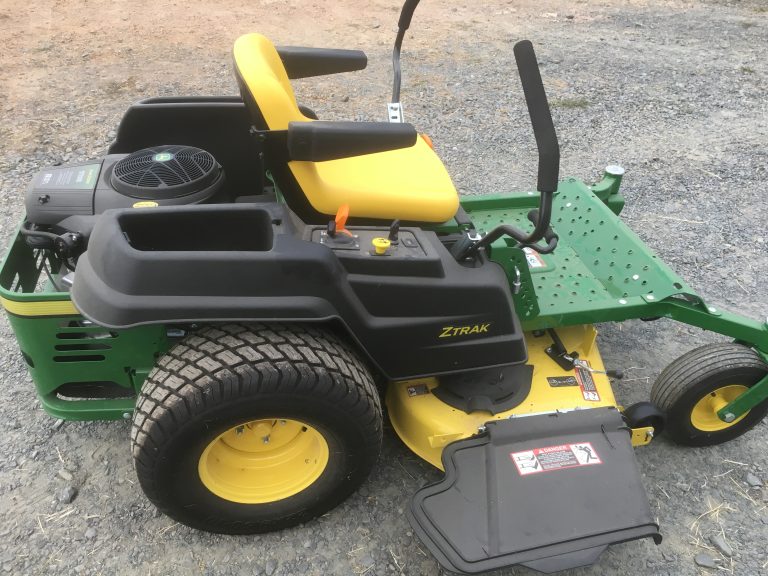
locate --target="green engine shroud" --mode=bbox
[0,241,169,420]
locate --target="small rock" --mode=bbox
[709,534,733,557]
[341,95,349,103]
[694,553,717,569]
[84,527,96,540]
[372,23,381,29]
[58,469,73,482]
[56,485,78,504]
[264,559,277,576]
[302,539,312,548]
[52,419,64,430]
[565,14,574,20]
[745,472,763,488]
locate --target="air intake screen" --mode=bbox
[110,145,220,199]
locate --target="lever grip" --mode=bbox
[514,40,560,193]
[398,0,422,30]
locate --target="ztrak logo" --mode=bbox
[439,323,491,338]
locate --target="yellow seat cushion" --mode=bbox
[233,33,459,223]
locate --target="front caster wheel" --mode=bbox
[131,323,383,534]
[650,343,768,447]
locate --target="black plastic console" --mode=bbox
[72,203,527,379]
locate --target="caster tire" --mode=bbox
[650,343,768,446]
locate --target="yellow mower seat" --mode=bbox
[233,33,459,223]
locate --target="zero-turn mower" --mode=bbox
[2,1,767,573]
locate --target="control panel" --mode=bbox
[310,227,427,258]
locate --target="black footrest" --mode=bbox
[408,407,661,574]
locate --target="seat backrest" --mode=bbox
[231,33,460,225]
[233,33,311,130]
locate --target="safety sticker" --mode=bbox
[522,247,546,269]
[547,375,578,387]
[575,363,601,402]
[510,442,602,476]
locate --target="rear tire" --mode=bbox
[131,323,382,534]
[650,343,768,447]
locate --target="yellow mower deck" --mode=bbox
[388,324,651,470]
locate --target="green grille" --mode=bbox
[0,235,169,420]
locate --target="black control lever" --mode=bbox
[514,40,560,194]
[398,0,421,31]
[388,219,401,243]
[457,40,561,260]
[391,0,422,114]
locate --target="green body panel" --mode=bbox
[0,236,169,420]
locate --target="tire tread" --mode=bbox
[131,323,382,521]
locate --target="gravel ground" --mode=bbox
[1,0,767,575]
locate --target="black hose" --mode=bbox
[19,222,60,242]
[462,191,558,257]
[525,208,558,253]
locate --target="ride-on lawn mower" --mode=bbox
[2,0,767,573]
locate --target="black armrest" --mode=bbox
[276,46,367,79]
[287,121,417,162]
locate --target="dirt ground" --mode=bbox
[0,0,767,575]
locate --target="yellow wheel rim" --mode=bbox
[198,419,329,503]
[690,385,750,432]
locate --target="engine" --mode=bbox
[22,144,225,262]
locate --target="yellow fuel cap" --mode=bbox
[372,237,391,255]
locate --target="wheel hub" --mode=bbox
[198,418,329,504]
[690,385,749,432]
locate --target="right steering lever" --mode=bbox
[457,40,560,260]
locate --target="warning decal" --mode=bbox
[510,442,602,476]
[547,375,578,387]
[523,247,546,269]
[575,364,601,402]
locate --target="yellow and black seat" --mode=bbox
[232,33,459,223]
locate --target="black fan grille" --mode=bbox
[112,145,218,193]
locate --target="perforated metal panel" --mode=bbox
[462,178,697,329]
